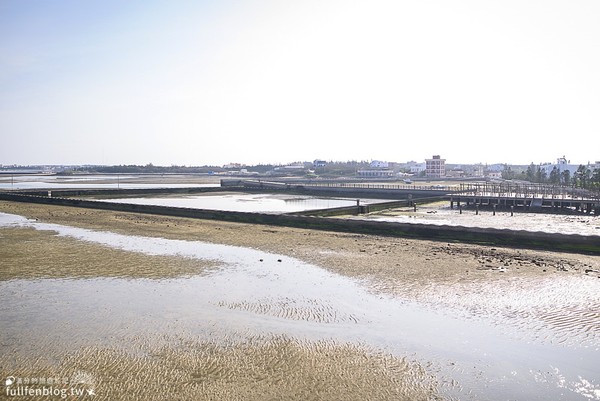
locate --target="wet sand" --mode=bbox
[4,335,439,401]
[2,201,598,293]
[0,226,218,281]
[361,200,600,236]
[1,200,600,400]
[0,204,442,401]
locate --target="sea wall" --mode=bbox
[221,179,451,200]
[1,192,599,255]
[292,200,413,217]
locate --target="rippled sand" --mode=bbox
[5,335,441,401]
[218,298,361,324]
[0,216,443,400]
[1,200,599,348]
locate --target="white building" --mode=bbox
[410,163,426,174]
[370,160,389,168]
[487,171,502,180]
[357,169,394,178]
[274,165,305,171]
[540,156,581,177]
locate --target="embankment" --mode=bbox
[1,192,599,255]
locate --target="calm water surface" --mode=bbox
[0,174,218,190]
[96,193,380,213]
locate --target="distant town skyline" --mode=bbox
[1,154,598,170]
[1,1,599,167]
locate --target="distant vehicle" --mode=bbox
[403,179,413,184]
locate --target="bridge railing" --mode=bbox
[289,181,461,192]
[458,182,599,201]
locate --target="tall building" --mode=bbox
[425,155,446,178]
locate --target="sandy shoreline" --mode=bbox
[1,200,600,400]
[2,200,598,287]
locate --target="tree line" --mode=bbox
[502,163,600,190]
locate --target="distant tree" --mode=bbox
[549,166,560,185]
[592,168,600,190]
[575,164,592,189]
[560,169,571,186]
[501,164,514,180]
[535,166,547,183]
[525,163,536,182]
[252,164,276,174]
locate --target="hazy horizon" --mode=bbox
[1,157,597,169]
[2,1,599,166]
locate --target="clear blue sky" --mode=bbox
[1,0,599,166]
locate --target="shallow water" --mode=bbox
[1,212,599,400]
[95,193,382,213]
[0,181,218,190]
[364,204,600,236]
[0,174,218,190]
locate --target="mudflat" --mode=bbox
[2,201,597,288]
[1,200,599,400]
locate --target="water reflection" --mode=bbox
[0,174,219,190]
[1,212,599,400]
[95,193,375,213]
[364,204,600,236]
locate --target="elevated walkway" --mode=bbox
[221,179,455,200]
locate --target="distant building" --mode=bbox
[313,160,327,168]
[370,160,389,169]
[275,165,305,171]
[224,163,244,169]
[425,155,446,178]
[446,168,464,178]
[410,163,426,174]
[469,164,485,177]
[487,170,502,180]
[357,169,394,178]
[484,164,503,179]
[540,156,580,177]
